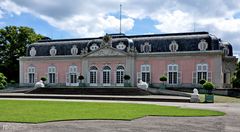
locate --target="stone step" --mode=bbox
[0,93,190,103]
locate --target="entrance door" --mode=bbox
[103,66,111,86]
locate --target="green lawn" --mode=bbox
[199,94,240,103]
[0,100,224,123]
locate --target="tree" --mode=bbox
[232,61,240,88]
[0,26,43,83]
[0,73,7,89]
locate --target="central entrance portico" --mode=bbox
[81,44,135,87]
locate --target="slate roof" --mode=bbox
[26,32,233,56]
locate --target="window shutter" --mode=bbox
[56,72,58,83]
[77,72,80,83]
[45,73,49,83]
[208,71,212,82]
[66,72,69,84]
[178,71,182,84]
[114,71,117,84]
[34,73,38,83]
[100,71,102,84]
[192,71,196,84]
[137,72,141,82]
[167,72,169,84]
[24,73,27,83]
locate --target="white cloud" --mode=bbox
[0,0,240,54]
[154,10,194,33]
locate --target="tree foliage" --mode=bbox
[0,26,43,83]
[232,61,240,88]
[0,73,7,89]
[124,75,131,80]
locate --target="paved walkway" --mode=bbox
[0,99,239,132]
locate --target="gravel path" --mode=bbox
[0,100,239,132]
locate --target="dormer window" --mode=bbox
[90,44,99,51]
[198,39,208,51]
[141,42,151,53]
[116,42,126,50]
[71,45,78,55]
[223,47,229,56]
[169,40,179,52]
[30,47,36,57]
[49,46,57,56]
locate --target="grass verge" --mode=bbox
[0,100,225,123]
[199,94,240,103]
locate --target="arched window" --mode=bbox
[116,65,125,86]
[103,66,111,86]
[89,66,98,86]
[48,66,56,84]
[28,66,36,83]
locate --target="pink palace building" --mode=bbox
[19,32,237,88]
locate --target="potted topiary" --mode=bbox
[124,75,131,87]
[159,75,167,89]
[40,77,47,82]
[199,79,206,85]
[203,81,215,103]
[78,75,85,87]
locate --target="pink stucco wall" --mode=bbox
[21,54,220,85]
[135,56,215,84]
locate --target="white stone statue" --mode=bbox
[34,80,45,88]
[190,88,200,103]
[137,80,149,90]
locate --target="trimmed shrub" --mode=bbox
[78,75,84,80]
[199,79,206,85]
[40,77,47,82]
[160,76,167,82]
[124,75,131,80]
[203,82,215,90]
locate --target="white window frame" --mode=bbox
[66,65,79,86]
[102,66,111,86]
[71,45,78,55]
[168,64,179,85]
[196,64,208,83]
[28,66,36,84]
[116,65,124,86]
[141,64,151,83]
[89,66,98,86]
[48,66,57,84]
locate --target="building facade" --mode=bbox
[19,32,237,88]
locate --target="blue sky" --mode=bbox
[0,0,240,58]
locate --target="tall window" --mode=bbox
[48,66,56,84]
[168,64,178,84]
[103,66,111,85]
[196,64,208,83]
[69,65,78,84]
[116,66,124,85]
[90,66,98,86]
[28,66,35,83]
[141,64,151,83]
